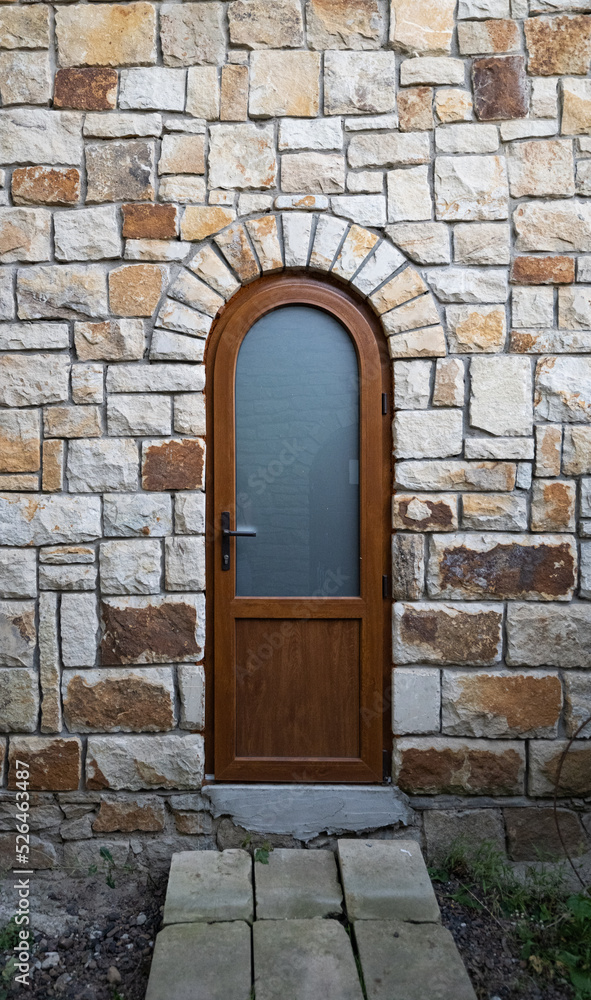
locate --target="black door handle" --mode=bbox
[221,512,256,571]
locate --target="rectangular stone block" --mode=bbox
[43,440,64,493]
[39,563,97,592]
[428,267,508,303]
[387,165,431,222]
[107,394,171,437]
[75,318,144,362]
[435,155,509,221]
[0,109,83,166]
[442,669,562,738]
[393,494,458,532]
[0,50,51,106]
[394,736,526,795]
[454,223,510,266]
[400,56,464,86]
[86,734,204,790]
[165,536,205,591]
[12,167,80,208]
[67,439,139,492]
[461,493,528,531]
[38,592,62,734]
[17,264,108,320]
[281,152,345,195]
[250,51,320,117]
[61,593,98,668]
[86,141,155,203]
[8,736,81,791]
[394,410,463,461]
[63,667,176,733]
[142,438,205,491]
[0,667,38,727]
[101,594,205,664]
[472,55,528,121]
[338,839,439,922]
[186,65,220,120]
[470,356,533,436]
[525,14,591,76]
[209,123,276,190]
[0,548,36,600]
[160,3,225,68]
[396,460,516,492]
[55,3,157,68]
[393,601,503,665]
[103,493,172,538]
[309,0,385,50]
[392,667,440,735]
[254,919,363,1000]
[0,208,51,264]
[507,601,591,667]
[348,132,430,169]
[146,923,251,1000]
[54,205,121,262]
[428,532,577,601]
[535,356,591,422]
[0,494,101,546]
[84,112,163,139]
[514,200,591,251]
[43,405,101,440]
[529,740,591,797]
[106,363,205,394]
[511,256,574,285]
[54,67,118,111]
[72,364,104,405]
[0,409,40,474]
[178,663,205,730]
[324,51,396,115]
[0,354,70,407]
[0,6,49,49]
[100,539,162,595]
[531,479,576,532]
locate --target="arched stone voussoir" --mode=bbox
[150,212,447,362]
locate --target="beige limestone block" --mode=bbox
[86,734,204,790]
[157,298,211,337]
[383,292,440,334]
[0,109,83,167]
[109,263,167,318]
[387,166,432,222]
[388,325,447,358]
[394,359,431,409]
[535,356,591,422]
[535,424,562,477]
[400,56,464,86]
[531,479,576,532]
[188,245,241,299]
[0,50,51,105]
[281,153,345,194]
[0,354,70,407]
[208,123,276,190]
[83,112,162,139]
[387,222,450,264]
[524,14,591,76]
[435,123,499,155]
[186,66,220,120]
[158,176,205,204]
[390,0,455,55]
[307,0,385,50]
[324,51,396,115]
[160,3,225,68]
[169,271,224,317]
[435,88,473,123]
[458,19,520,55]
[0,6,49,49]
[42,440,64,493]
[229,0,304,48]
[56,3,157,68]
[531,77,558,120]
[433,358,465,407]
[159,135,204,176]
[180,206,236,242]
[564,426,591,475]
[214,223,260,281]
[54,205,121,262]
[435,155,509,222]
[0,409,39,473]
[507,139,575,198]
[446,305,506,353]
[0,667,38,728]
[282,211,314,267]
[119,67,186,112]
[221,65,249,121]
[514,199,591,251]
[462,493,527,532]
[124,240,193,263]
[370,267,426,314]
[39,593,62,734]
[453,222,510,266]
[43,405,102,440]
[309,215,349,270]
[397,87,433,131]
[348,132,430,170]
[332,225,379,280]
[464,438,534,461]
[245,215,283,271]
[0,208,50,264]
[250,51,320,117]
[562,78,591,135]
[74,319,145,362]
[72,364,103,406]
[394,409,463,459]
[470,356,533,437]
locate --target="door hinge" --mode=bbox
[382,575,389,599]
[383,749,392,784]
[382,393,389,415]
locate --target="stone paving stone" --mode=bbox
[337,839,440,922]
[253,918,364,1000]
[255,848,343,919]
[162,849,253,924]
[355,919,477,1000]
[145,921,252,1000]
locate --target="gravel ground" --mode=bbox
[0,866,576,1000]
[436,880,574,1000]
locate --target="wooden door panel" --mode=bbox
[236,618,360,759]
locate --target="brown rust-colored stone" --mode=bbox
[394,738,524,795]
[221,64,249,121]
[92,796,166,833]
[63,670,175,732]
[434,538,576,600]
[142,438,204,491]
[53,67,118,110]
[393,495,457,532]
[11,167,80,207]
[8,737,81,792]
[505,808,588,862]
[472,55,527,122]
[448,672,562,734]
[398,88,433,132]
[121,204,178,240]
[531,480,576,532]
[397,604,502,665]
[525,14,591,76]
[101,601,200,665]
[530,742,591,797]
[510,256,575,285]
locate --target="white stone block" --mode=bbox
[393,361,432,409]
[282,212,313,267]
[427,267,508,303]
[387,166,432,223]
[331,195,387,228]
[103,494,173,538]
[470,357,533,437]
[435,124,499,154]
[458,0,510,15]
[165,536,205,591]
[66,439,139,492]
[61,593,98,668]
[54,206,121,262]
[435,155,509,222]
[392,667,440,735]
[119,68,186,112]
[512,287,554,328]
[106,364,205,395]
[0,494,101,547]
[394,410,463,459]
[278,118,342,151]
[107,394,172,437]
[0,548,36,599]
[0,109,83,166]
[400,57,464,86]
[178,664,205,731]
[531,78,558,119]
[100,539,162,595]
[175,493,206,535]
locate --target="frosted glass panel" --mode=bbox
[235,305,360,598]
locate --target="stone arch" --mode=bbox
[150,212,446,363]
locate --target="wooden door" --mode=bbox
[207,275,390,782]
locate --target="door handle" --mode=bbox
[221,511,256,571]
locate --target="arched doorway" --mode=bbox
[206,273,392,782]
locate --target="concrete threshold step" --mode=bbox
[146,841,477,1000]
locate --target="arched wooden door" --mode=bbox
[207,275,391,782]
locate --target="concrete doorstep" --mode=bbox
[145,841,477,1000]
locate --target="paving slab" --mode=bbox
[162,849,253,925]
[355,919,477,1000]
[253,918,364,1000]
[337,839,440,922]
[145,921,252,1000]
[255,849,343,919]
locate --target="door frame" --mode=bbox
[204,272,393,783]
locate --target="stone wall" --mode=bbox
[0,0,590,864]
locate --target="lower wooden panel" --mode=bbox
[235,618,361,759]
